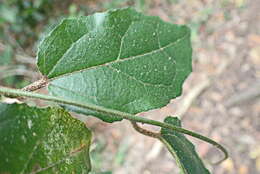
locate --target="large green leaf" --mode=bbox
[0,103,92,174]
[161,116,210,174]
[37,8,192,122]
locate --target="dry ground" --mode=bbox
[85,0,260,174]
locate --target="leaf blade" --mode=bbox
[0,103,92,174]
[37,8,192,122]
[160,116,210,174]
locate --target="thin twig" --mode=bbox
[131,121,161,138]
[225,81,260,107]
[176,78,210,118]
[175,54,236,118]
[0,86,228,164]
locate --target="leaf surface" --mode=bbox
[161,116,210,174]
[37,8,192,122]
[0,103,92,174]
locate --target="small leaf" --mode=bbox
[37,8,192,122]
[161,116,210,174]
[0,103,92,174]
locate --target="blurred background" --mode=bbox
[0,0,259,174]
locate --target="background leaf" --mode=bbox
[37,8,192,122]
[160,116,210,174]
[0,103,92,174]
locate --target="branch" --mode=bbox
[131,121,160,138]
[0,86,228,163]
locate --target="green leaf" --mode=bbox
[161,116,210,174]
[0,103,92,174]
[37,8,192,122]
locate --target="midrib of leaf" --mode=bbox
[116,21,133,60]
[46,17,135,78]
[46,29,94,77]
[106,65,174,87]
[47,31,189,81]
[49,66,172,102]
[38,17,92,75]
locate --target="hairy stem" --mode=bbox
[22,76,48,92]
[0,86,228,163]
[131,121,160,138]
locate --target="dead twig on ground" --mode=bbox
[225,82,260,107]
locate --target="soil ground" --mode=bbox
[85,1,260,174]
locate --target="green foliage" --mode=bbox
[0,103,92,174]
[0,8,227,174]
[161,117,210,174]
[0,0,54,46]
[37,8,192,123]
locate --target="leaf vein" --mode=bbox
[107,65,173,88]
[116,21,134,60]
[49,31,188,81]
